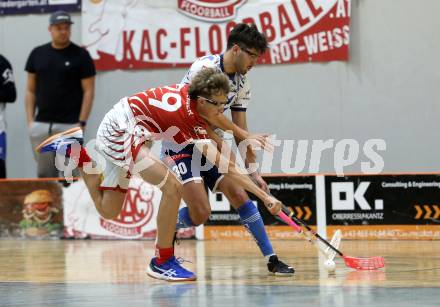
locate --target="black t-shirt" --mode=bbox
[0,54,16,103]
[25,42,96,123]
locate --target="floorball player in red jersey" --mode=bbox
[36,68,283,282]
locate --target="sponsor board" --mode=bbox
[327,175,440,226]
[0,180,63,238]
[0,0,81,15]
[62,177,157,239]
[63,177,195,239]
[204,225,306,240]
[260,175,316,225]
[3,174,440,241]
[326,174,440,239]
[327,225,440,240]
[206,174,440,240]
[205,175,316,239]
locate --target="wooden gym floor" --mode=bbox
[0,239,439,306]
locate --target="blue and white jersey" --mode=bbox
[181,54,250,112]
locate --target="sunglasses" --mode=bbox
[198,96,228,107]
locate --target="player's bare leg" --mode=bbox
[217,178,249,210]
[36,127,183,247]
[181,181,211,226]
[136,146,183,248]
[36,129,195,281]
[78,169,126,219]
[129,147,195,281]
[79,145,182,247]
[35,127,127,219]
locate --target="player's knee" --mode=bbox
[190,204,211,226]
[100,210,119,220]
[225,185,249,207]
[184,193,211,225]
[96,202,121,220]
[98,190,126,219]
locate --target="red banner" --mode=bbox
[82,0,351,70]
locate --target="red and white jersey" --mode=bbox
[127,84,208,144]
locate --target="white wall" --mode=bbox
[0,0,439,178]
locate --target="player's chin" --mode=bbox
[242,66,252,74]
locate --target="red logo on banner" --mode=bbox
[100,181,155,238]
[177,0,247,22]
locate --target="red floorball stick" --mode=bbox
[278,209,385,270]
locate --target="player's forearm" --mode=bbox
[216,148,267,201]
[234,135,257,170]
[195,141,268,202]
[234,132,261,175]
[208,113,249,141]
[227,165,268,201]
[208,127,237,164]
[244,148,257,171]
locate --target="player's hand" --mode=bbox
[250,172,269,193]
[264,195,282,215]
[246,133,274,152]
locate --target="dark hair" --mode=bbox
[226,23,268,54]
[188,68,230,100]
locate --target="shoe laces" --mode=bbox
[174,256,192,265]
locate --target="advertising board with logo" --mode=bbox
[2,173,439,241]
[326,175,440,239]
[0,0,81,15]
[204,175,316,240]
[0,180,63,239]
[0,177,191,240]
[63,177,195,240]
[82,0,351,70]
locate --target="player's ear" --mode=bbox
[232,44,240,54]
[196,96,205,105]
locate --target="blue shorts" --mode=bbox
[164,144,224,192]
[0,132,6,161]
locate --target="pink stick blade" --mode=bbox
[343,256,385,270]
[278,211,302,233]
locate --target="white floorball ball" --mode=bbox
[324,259,336,272]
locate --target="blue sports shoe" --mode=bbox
[35,127,83,154]
[147,256,197,282]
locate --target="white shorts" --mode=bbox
[96,98,152,192]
